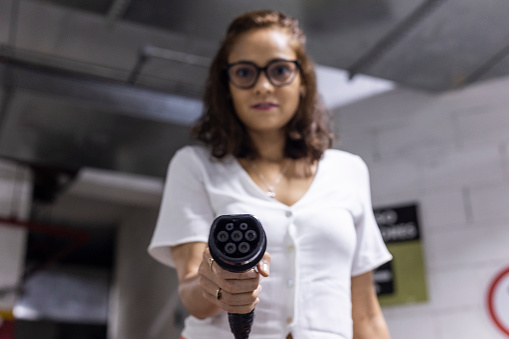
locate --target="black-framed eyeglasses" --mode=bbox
[226,59,301,89]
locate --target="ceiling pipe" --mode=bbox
[347,0,446,80]
[106,0,133,26]
[128,45,211,84]
[0,44,206,100]
[458,41,509,88]
[0,44,131,83]
[0,51,203,125]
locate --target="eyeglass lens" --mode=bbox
[228,60,298,89]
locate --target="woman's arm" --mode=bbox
[171,242,220,319]
[171,241,270,319]
[351,271,391,339]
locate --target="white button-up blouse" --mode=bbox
[148,146,392,339]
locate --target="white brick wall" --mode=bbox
[334,76,509,339]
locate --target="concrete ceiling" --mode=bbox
[9,0,508,92]
[1,0,509,197]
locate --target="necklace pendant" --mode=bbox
[267,191,276,198]
[250,160,290,200]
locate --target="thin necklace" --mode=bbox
[251,159,290,198]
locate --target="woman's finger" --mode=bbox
[202,288,260,314]
[221,276,260,294]
[202,278,262,305]
[201,248,259,281]
[257,252,271,277]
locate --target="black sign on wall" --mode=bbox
[375,204,421,243]
[374,261,394,295]
[373,204,422,297]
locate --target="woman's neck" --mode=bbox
[249,130,286,162]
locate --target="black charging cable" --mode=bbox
[208,214,267,339]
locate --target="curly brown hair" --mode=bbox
[191,10,334,161]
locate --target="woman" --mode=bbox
[149,10,392,339]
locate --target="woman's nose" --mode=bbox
[253,71,274,94]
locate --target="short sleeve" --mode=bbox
[350,156,392,276]
[148,147,215,267]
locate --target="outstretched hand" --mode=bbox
[199,247,271,314]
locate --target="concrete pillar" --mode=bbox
[108,206,182,339]
[0,161,32,321]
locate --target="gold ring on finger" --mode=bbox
[208,258,215,271]
[216,287,222,300]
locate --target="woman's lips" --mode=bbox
[251,102,279,111]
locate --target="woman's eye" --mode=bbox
[269,63,294,78]
[235,67,254,78]
[274,66,291,75]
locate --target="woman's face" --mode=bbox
[227,28,304,136]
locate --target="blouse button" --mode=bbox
[287,279,294,288]
[287,245,294,252]
[285,210,293,218]
[286,317,293,324]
